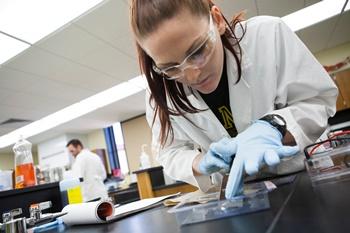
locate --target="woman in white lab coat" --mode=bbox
[130,0,338,198]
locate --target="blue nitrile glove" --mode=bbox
[198,137,236,175]
[220,120,300,199]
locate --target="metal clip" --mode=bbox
[1,201,67,233]
[2,209,22,223]
[27,201,52,226]
[0,208,27,233]
[26,201,66,228]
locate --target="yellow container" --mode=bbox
[59,178,83,206]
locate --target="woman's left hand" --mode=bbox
[218,120,300,199]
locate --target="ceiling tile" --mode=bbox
[216,0,258,19]
[4,46,75,80]
[256,0,304,17]
[77,44,139,81]
[47,59,120,91]
[4,46,120,92]
[0,104,25,118]
[0,104,50,128]
[326,10,350,49]
[74,0,129,47]
[0,88,13,102]
[296,15,338,53]
[113,34,137,59]
[0,128,12,138]
[7,109,50,121]
[36,24,106,62]
[0,66,40,91]
[305,0,322,7]
[0,92,69,112]
[37,22,138,82]
[0,122,31,132]
[25,78,95,102]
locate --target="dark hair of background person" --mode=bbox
[66,139,84,148]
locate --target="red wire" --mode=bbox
[309,130,350,156]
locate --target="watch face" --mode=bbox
[273,115,286,126]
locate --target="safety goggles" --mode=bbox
[152,14,217,81]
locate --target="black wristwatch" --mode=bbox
[259,114,287,137]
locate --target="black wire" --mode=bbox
[342,0,349,13]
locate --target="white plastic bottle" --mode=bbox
[140,144,151,169]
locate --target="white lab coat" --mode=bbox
[72,149,108,201]
[146,16,338,192]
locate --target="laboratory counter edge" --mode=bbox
[43,171,350,233]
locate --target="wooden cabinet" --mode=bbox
[133,166,197,199]
[333,69,350,111]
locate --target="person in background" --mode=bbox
[129,0,338,199]
[66,139,108,202]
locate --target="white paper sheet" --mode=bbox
[114,194,176,216]
[106,193,179,221]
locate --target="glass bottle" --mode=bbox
[13,136,37,188]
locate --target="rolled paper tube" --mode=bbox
[60,200,114,225]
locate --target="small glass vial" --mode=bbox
[13,136,37,188]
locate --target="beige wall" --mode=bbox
[85,129,111,173]
[0,153,15,170]
[0,150,39,170]
[122,115,155,172]
[314,41,350,71]
[86,129,107,150]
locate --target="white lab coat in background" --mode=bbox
[72,149,108,201]
[146,16,338,192]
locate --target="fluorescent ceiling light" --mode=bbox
[0,0,103,44]
[128,75,148,89]
[0,79,146,148]
[0,33,30,64]
[282,0,348,32]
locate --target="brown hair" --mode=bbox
[130,0,246,146]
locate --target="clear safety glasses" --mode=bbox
[152,14,217,81]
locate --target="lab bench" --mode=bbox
[41,172,350,233]
[0,182,62,222]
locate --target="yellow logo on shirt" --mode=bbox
[218,106,234,129]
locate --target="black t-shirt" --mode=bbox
[199,59,238,137]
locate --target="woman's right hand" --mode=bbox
[196,137,236,175]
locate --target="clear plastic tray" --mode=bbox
[168,182,270,226]
[305,144,350,186]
